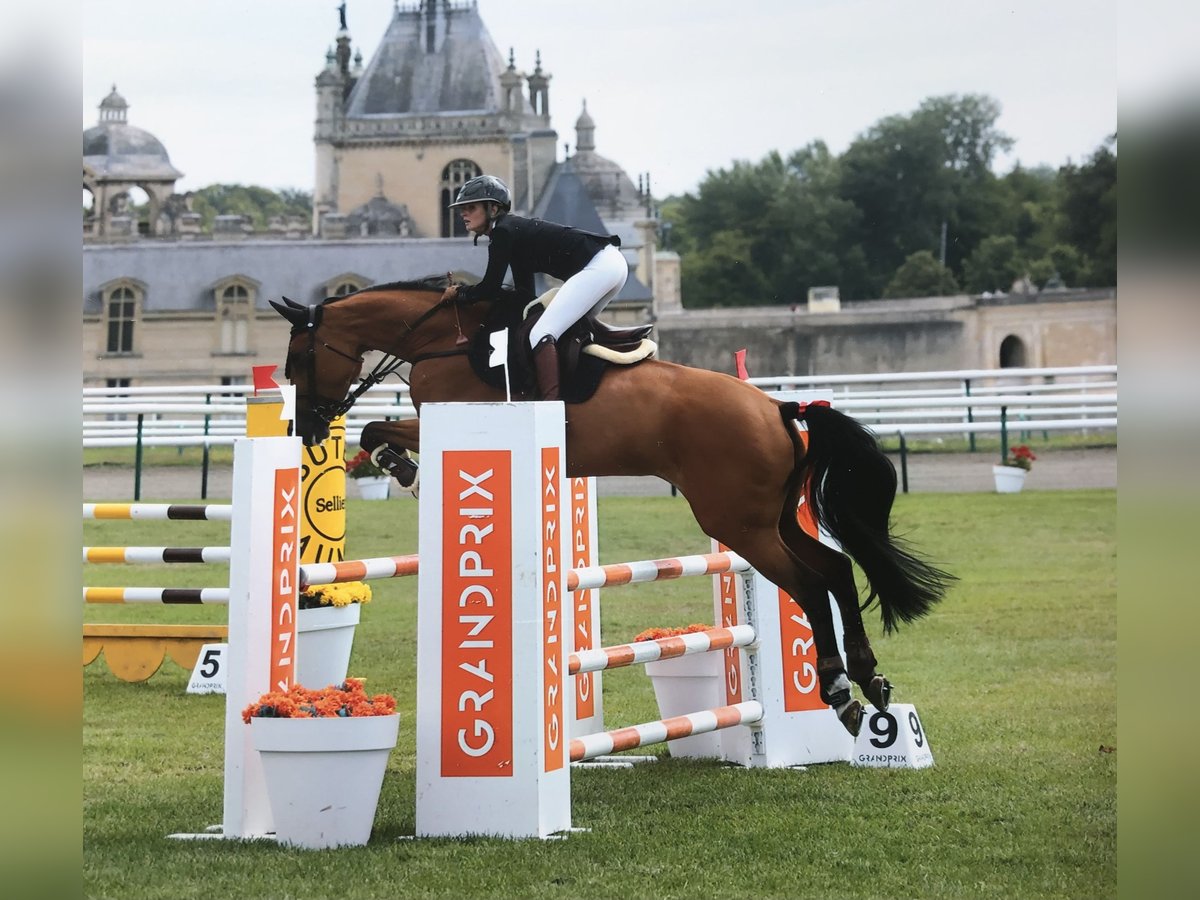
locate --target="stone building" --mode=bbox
[81,2,1114,392]
[82,2,665,390]
[313,1,557,240]
[82,86,187,240]
[653,288,1117,377]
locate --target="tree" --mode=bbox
[678,229,772,307]
[1001,164,1059,263]
[884,251,961,298]
[666,94,1112,308]
[837,94,1013,296]
[188,184,312,229]
[1046,243,1089,288]
[962,235,1024,294]
[1057,136,1116,285]
[672,144,861,307]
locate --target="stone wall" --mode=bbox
[652,290,1116,376]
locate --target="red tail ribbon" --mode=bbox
[734,349,750,381]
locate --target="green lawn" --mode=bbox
[84,490,1116,900]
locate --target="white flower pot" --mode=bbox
[251,714,400,849]
[297,603,360,689]
[992,464,1028,494]
[352,476,391,500]
[644,652,727,759]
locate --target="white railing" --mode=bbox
[83,364,1117,472]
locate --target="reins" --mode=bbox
[298,291,473,424]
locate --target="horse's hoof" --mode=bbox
[866,675,892,711]
[837,700,863,736]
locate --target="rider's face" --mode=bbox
[459,202,489,235]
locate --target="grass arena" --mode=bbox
[83,421,1115,899]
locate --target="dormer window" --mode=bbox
[440,160,481,237]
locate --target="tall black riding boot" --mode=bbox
[532,335,561,401]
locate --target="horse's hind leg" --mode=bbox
[779,515,891,711]
[716,526,865,736]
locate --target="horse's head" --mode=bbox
[269,296,364,446]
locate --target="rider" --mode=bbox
[444,174,627,401]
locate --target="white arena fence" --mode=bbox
[83,365,1116,497]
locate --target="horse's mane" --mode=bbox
[321,274,450,305]
[319,274,523,310]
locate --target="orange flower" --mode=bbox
[632,623,713,644]
[242,679,396,722]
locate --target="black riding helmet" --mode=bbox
[448,175,511,213]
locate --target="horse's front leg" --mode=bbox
[360,419,420,489]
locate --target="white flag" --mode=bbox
[488,328,509,368]
[278,384,297,425]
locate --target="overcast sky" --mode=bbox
[82,0,1119,198]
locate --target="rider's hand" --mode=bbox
[442,283,459,301]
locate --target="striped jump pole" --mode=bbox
[294,550,743,593]
[568,624,756,676]
[298,554,419,588]
[567,551,748,592]
[570,701,764,763]
[84,587,230,604]
[83,503,233,521]
[84,546,232,564]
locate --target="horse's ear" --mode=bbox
[270,299,307,327]
[282,296,305,310]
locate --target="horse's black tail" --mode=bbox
[781,401,955,633]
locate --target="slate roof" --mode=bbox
[531,161,652,303]
[83,86,182,181]
[83,226,650,314]
[343,4,518,117]
[83,238,480,313]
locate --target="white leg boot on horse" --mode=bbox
[369,445,419,490]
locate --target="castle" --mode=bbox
[82,2,1113,391]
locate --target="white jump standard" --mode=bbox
[412,402,854,840]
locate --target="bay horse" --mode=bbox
[270,277,954,735]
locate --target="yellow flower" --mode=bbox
[299,581,372,609]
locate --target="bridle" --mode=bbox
[290,294,471,427]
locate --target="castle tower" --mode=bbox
[313,0,557,237]
[83,86,183,239]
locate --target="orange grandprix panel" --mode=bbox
[440,451,514,776]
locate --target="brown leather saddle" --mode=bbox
[468,291,656,403]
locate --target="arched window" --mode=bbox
[324,272,370,297]
[104,284,140,353]
[212,276,259,355]
[999,335,1028,369]
[440,159,482,237]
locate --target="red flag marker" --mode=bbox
[251,365,279,396]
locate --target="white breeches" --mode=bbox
[528,244,628,346]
